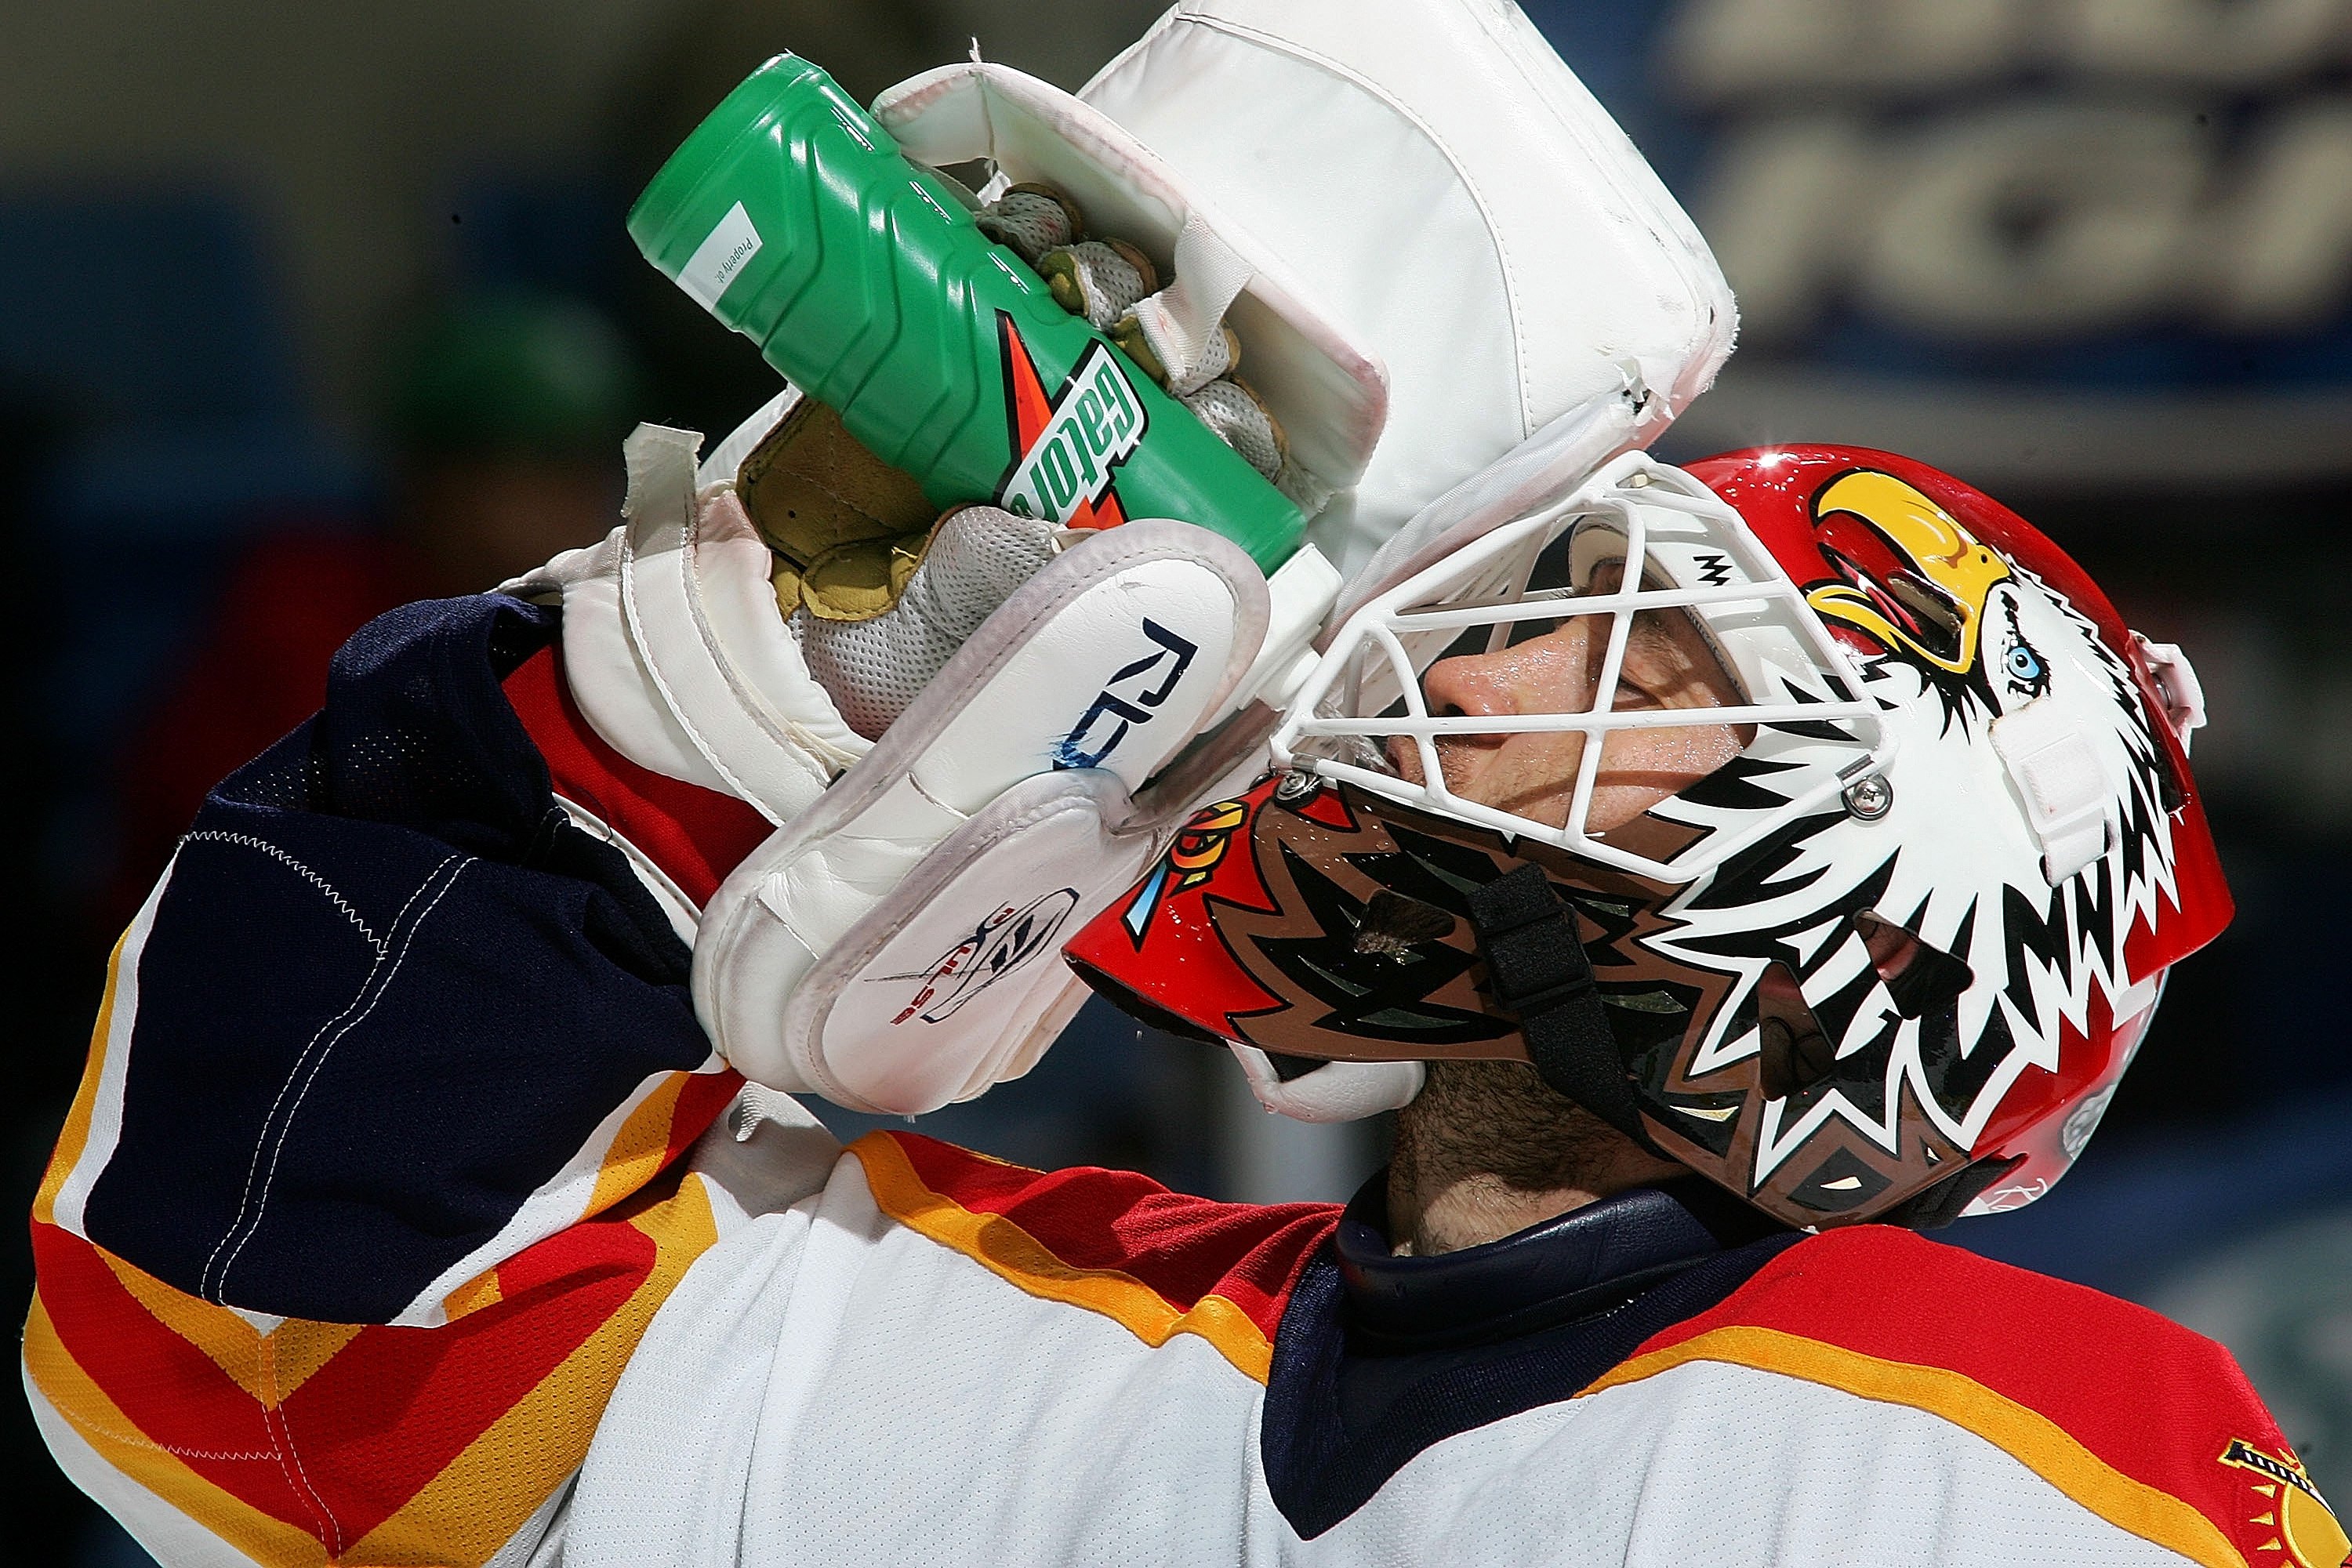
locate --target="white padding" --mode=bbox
[1081,0,1736,580]
[1207,541,1341,728]
[694,520,1271,1106]
[1133,216,1257,396]
[1992,697,2118,884]
[787,769,1165,1114]
[502,527,739,797]
[873,61,1387,527]
[615,423,870,826]
[2132,632,2208,752]
[1230,1045,1425,1123]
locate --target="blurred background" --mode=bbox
[4,0,2347,1559]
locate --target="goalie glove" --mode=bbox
[797,503,1062,741]
[516,422,1272,1116]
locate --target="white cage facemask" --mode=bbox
[1270,454,1896,885]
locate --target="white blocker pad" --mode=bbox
[693,518,1272,1112]
[1081,0,1738,583]
[506,423,873,824]
[873,60,1388,521]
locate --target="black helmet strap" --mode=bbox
[1466,865,1664,1157]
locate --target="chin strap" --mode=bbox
[1466,865,1663,1156]
[1877,1152,2027,1231]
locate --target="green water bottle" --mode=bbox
[626,53,1305,573]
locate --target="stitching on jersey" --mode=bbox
[198,857,452,1297]
[211,858,469,1305]
[201,855,466,1301]
[263,1332,344,1557]
[181,831,383,954]
[49,1402,280,1465]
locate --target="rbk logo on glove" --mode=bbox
[1056,617,1197,770]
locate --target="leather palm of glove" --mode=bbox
[514,423,1271,1116]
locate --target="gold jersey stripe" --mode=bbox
[852,1132,1275,1384]
[343,1171,722,1566]
[1583,1323,2245,1568]
[586,1071,693,1221]
[25,1293,329,1567]
[34,926,130,1228]
[98,1247,361,1409]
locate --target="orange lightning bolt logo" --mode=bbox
[993,310,1146,532]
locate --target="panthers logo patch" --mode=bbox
[2221,1439,2350,1568]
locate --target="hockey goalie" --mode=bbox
[24,3,2340,1566]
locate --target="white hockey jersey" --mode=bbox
[27,593,2337,1568]
[552,1104,2339,1568]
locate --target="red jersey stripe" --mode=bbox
[501,644,772,907]
[1611,1226,2306,1568]
[869,1133,1337,1359]
[27,1165,723,1564]
[31,1222,317,1534]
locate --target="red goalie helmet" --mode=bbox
[1067,446,2231,1229]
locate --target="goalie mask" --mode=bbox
[1066,446,2231,1228]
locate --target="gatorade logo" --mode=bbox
[994,313,1145,529]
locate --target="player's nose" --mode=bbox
[1420,651,1521,721]
[1419,621,1595,722]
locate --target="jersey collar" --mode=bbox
[1334,1171,1788,1354]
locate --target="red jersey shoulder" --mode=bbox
[855,1132,1338,1356]
[500,644,772,906]
[1632,1225,2347,1568]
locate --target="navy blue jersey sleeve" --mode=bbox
[56,594,723,1325]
